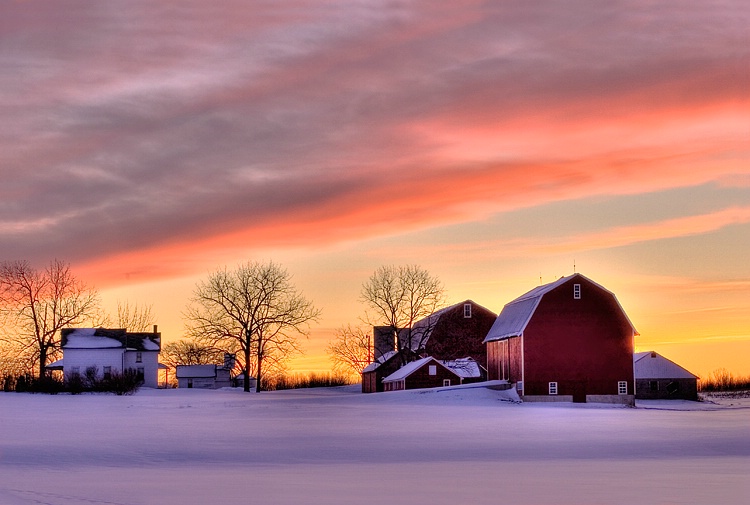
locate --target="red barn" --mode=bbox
[484,274,637,404]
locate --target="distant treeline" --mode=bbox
[264,372,356,391]
[699,368,750,392]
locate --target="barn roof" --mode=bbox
[634,351,697,379]
[362,350,398,373]
[483,273,637,343]
[410,300,494,350]
[382,356,434,382]
[382,356,458,383]
[441,357,483,379]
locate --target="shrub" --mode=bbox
[4,368,142,395]
[66,372,84,395]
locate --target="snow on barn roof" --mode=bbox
[382,356,435,383]
[634,351,698,379]
[175,365,218,379]
[382,356,461,383]
[362,350,398,373]
[441,357,482,379]
[483,273,637,343]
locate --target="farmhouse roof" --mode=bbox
[634,351,698,379]
[483,273,637,343]
[61,328,161,351]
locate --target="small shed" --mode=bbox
[634,351,698,400]
[361,350,401,393]
[382,356,461,392]
[176,364,231,389]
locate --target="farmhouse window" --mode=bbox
[429,365,437,375]
[618,381,628,395]
[548,382,558,395]
[103,366,112,379]
[573,284,581,299]
[443,379,451,387]
[463,303,472,318]
[649,380,659,391]
[136,352,142,363]
[137,367,145,381]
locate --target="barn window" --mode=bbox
[548,382,558,395]
[463,303,472,318]
[573,284,581,299]
[443,379,451,387]
[428,365,437,376]
[136,352,142,363]
[618,381,628,395]
[649,380,659,391]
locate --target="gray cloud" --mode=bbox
[0,0,746,268]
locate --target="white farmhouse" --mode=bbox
[47,327,162,388]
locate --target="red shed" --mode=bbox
[382,356,461,392]
[484,274,637,404]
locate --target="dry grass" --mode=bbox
[699,368,750,392]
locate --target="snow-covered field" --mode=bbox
[1,385,748,505]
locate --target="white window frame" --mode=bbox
[549,381,558,395]
[103,366,112,379]
[573,284,581,299]
[443,379,451,387]
[463,303,472,318]
[428,365,437,376]
[618,381,628,395]
[136,352,142,363]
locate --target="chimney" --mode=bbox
[153,324,158,334]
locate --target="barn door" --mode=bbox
[571,381,586,403]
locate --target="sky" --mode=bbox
[1,0,748,378]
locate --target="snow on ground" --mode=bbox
[1,385,748,505]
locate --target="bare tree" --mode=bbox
[326,324,372,377]
[360,265,445,364]
[0,259,101,377]
[160,339,228,369]
[185,261,320,392]
[114,300,156,332]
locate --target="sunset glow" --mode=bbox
[1,1,748,379]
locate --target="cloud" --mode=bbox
[1,0,747,284]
